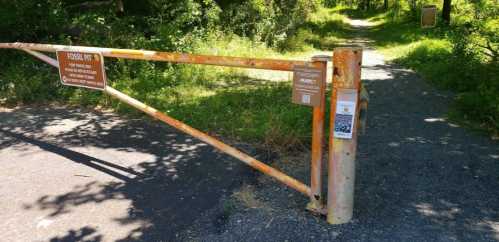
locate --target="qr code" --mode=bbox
[301,94,311,104]
[334,114,353,134]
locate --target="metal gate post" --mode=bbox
[327,47,363,224]
[307,56,328,212]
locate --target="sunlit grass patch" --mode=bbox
[278,6,352,51]
[194,33,283,59]
[102,58,314,151]
[167,79,313,150]
[379,38,451,60]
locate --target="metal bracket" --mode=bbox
[359,83,369,135]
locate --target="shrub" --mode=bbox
[218,0,321,47]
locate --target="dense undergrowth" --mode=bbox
[0,1,350,151]
[3,0,495,150]
[355,0,499,136]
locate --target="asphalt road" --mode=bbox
[0,106,257,241]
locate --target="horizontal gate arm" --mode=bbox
[15,48,313,197]
[0,42,318,72]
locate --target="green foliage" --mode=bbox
[0,2,348,149]
[219,0,322,47]
[168,80,313,149]
[0,1,66,42]
[278,6,351,51]
[361,0,499,135]
[0,51,68,103]
[451,0,498,64]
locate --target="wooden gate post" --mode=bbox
[327,47,363,224]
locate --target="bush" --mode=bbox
[0,1,66,42]
[218,0,321,47]
[363,0,499,135]
[392,25,499,134]
[0,51,75,104]
[0,1,338,149]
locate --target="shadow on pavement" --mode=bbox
[0,106,259,241]
[352,61,499,241]
[49,226,101,242]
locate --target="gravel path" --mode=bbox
[177,20,499,242]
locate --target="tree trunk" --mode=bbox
[117,0,124,12]
[442,0,452,24]
[359,0,370,10]
[384,0,388,9]
[410,0,417,18]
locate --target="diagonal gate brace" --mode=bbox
[19,49,313,197]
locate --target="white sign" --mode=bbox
[333,100,357,139]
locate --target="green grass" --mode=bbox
[358,11,447,59]
[111,71,314,151]
[1,6,354,151]
[0,34,322,151]
[279,6,353,51]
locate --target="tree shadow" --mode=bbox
[301,20,354,50]
[49,226,102,242]
[352,59,499,241]
[172,60,499,241]
[337,7,386,19]
[0,103,263,241]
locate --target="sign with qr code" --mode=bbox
[333,89,358,139]
[292,66,325,107]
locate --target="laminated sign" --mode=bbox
[421,5,437,28]
[292,66,325,107]
[57,50,107,90]
[333,89,358,139]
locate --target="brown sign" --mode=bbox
[421,5,437,28]
[292,66,325,107]
[56,50,107,90]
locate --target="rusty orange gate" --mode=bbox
[0,42,365,224]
